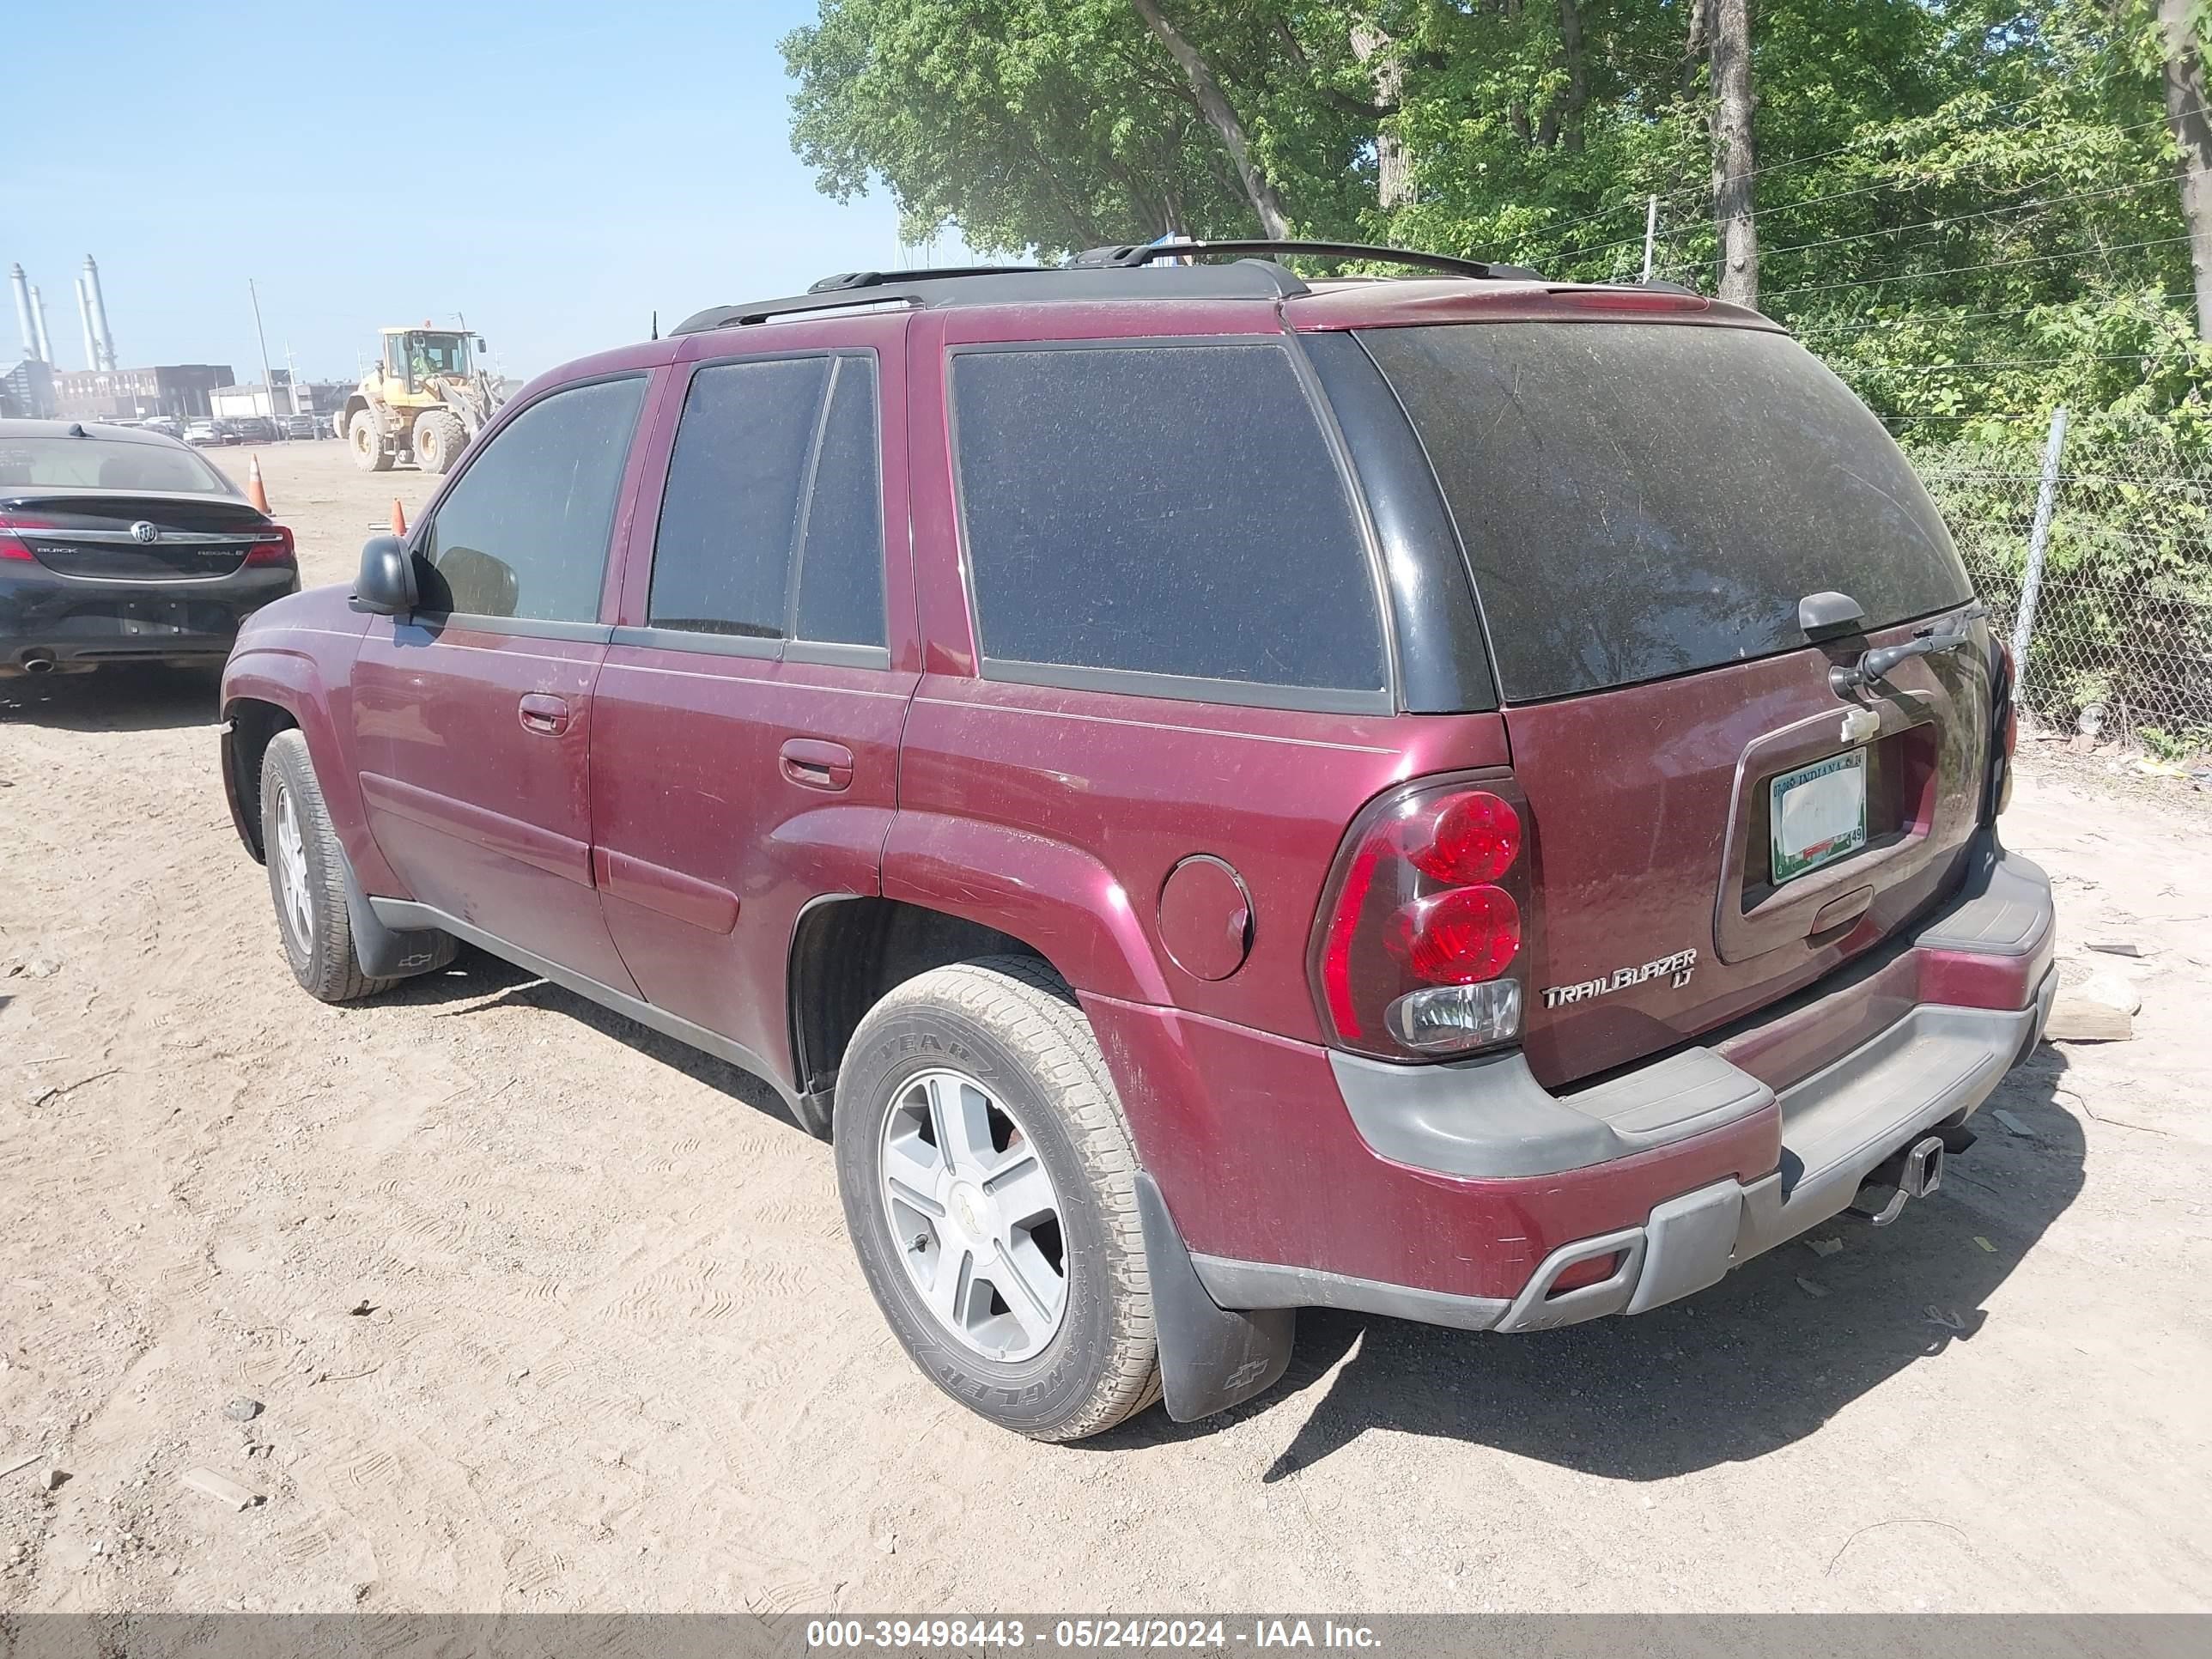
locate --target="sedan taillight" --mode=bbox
[0,515,50,562]
[242,525,295,566]
[1311,775,1534,1060]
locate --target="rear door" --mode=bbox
[349,371,652,992]
[587,314,915,1081]
[1359,319,1992,1088]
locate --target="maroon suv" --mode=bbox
[219,243,2054,1441]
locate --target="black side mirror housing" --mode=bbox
[354,534,417,617]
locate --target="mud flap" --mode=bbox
[1135,1172,1294,1423]
[337,844,456,980]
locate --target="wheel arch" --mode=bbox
[220,648,398,894]
[219,693,296,862]
[786,894,1054,1115]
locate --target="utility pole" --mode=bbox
[248,278,279,437]
[1642,195,1660,283]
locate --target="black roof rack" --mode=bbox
[670,259,1310,335]
[1068,238,1544,283]
[805,264,1032,293]
[669,239,1544,337]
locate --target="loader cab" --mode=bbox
[380,328,473,391]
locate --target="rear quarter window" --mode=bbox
[1359,322,1972,702]
[950,341,1386,702]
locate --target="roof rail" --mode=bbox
[1068,239,1544,283]
[671,259,1310,336]
[805,264,1035,294]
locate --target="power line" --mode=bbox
[1542,108,2182,270]
[1735,174,2183,264]
[1761,233,2197,304]
[1795,289,2197,340]
[1840,352,2163,373]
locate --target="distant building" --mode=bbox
[210,384,295,421]
[2,359,58,419]
[52,364,234,421]
[209,377,351,422]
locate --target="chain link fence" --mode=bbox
[1911,427,2212,752]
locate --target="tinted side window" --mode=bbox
[793,358,886,647]
[421,376,647,623]
[650,357,830,638]
[951,343,1385,695]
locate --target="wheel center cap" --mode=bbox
[947,1180,991,1241]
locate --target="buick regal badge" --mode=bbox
[130,520,160,544]
[1543,948,1698,1009]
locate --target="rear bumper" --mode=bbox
[1099,833,2054,1332]
[1,567,296,673]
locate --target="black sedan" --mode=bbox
[1,419,299,678]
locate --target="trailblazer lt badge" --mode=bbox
[1543,947,1698,1009]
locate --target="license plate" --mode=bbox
[1770,750,1868,884]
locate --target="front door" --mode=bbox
[350,371,654,993]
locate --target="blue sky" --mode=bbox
[4,1,958,385]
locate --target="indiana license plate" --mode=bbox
[1771,750,1868,884]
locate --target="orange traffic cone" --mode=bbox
[245,455,270,514]
[390,498,408,537]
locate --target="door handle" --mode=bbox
[780,738,854,792]
[518,693,571,737]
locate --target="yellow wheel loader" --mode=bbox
[340,325,505,475]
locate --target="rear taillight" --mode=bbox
[1312,775,1532,1060]
[242,525,295,566]
[0,516,48,562]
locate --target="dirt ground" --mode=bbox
[2,439,2209,1614]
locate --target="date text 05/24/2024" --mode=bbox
[803,1618,1382,1650]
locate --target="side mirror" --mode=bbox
[353,534,417,617]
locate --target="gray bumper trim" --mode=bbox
[1332,1042,1776,1181]
[1200,973,2055,1333]
[1333,837,2053,1184]
[1189,1255,1511,1333]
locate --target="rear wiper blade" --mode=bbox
[1831,602,1990,695]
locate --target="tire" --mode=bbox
[259,730,399,1002]
[834,957,1161,1441]
[349,410,393,472]
[412,409,468,474]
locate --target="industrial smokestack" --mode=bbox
[9,264,33,362]
[76,276,100,372]
[29,286,52,364]
[82,255,117,371]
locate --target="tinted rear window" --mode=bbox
[0,435,231,495]
[951,343,1385,697]
[1361,323,1972,702]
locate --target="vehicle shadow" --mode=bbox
[0,665,225,732]
[377,947,799,1127]
[1104,1045,2085,1480]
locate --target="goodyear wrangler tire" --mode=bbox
[834,957,1162,1441]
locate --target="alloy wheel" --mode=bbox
[878,1068,1068,1360]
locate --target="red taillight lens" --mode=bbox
[1313,777,1532,1060]
[242,525,295,565]
[0,516,47,562]
[1389,885,1522,983]
[1402,789,1521,884]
